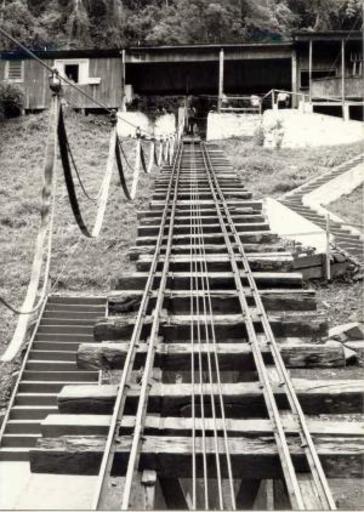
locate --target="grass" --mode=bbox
[327,185,364,233]
[217,137,364,199]
[0,110,157,411]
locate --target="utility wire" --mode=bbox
[0,25,153,136]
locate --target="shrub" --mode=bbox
[0,83,24,119]
[253,123,265,146]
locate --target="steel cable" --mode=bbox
[193,162,236,510]
[189,144,209,510]
[190,154,224,510]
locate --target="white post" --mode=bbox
[218,48,224,113]
[291,49,298,108]
[121,49,127,112]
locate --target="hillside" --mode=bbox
[1,0,362,50]
[0,110,156,413]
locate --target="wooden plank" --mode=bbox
[29,434,364,478]
[115,271,303,291]
[41,413,364,438]
[77,341,345,371]
[94,312,328,342]
[57,379,364,416]
[128,243,286,260]
[108,288,317,313]
[136,231,276,246]
[136,253,294,272]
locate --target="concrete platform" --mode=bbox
[0,461,96,509]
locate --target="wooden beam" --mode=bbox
[77,340,345,371]
[58,378,364,416]
[93,312,328,342]
[108,288,317,313]
[128,242,287,260]
[115,270,303,292]
[29,434,364,478]
[135,253,294,273]
[41,413,364,439]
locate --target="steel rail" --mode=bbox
[190,144,223,510]
[201,143,336,510]
[203,143,337,509]
[120,144,183,509]
[192,163,236,510]
[189,157,197,510]
[92,144,181,510]
[199,144,306,510]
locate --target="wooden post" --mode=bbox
[326,214,331,282]
[291,49,298,108]
[309,39,313,103]
[341,39,346,118]
[218,48,224,113]
[121,48,126,112]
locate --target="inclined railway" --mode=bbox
[3,138,363,510]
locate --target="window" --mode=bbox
[5,60,24,82]
[300,70,336,90]
[54,59,89,85]
[64,64,80,83]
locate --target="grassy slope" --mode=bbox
[0,110,156,411]
[218,138,364,198]
[327,185,364,233]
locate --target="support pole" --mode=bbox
[362,0,364,121]
[291,49,298,108]
[121,48,126,112]
[218,48,224,113]
[341,39,346,118]
[309,39,313,103]
[326,214,331,282]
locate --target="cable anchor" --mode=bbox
[49,67,62,95]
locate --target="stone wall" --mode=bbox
[206,112,261,141]
[117,112,176,138]
[263,109,364,149]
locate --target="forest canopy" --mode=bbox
[0,0,362,50]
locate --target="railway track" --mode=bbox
[5,140,363,510]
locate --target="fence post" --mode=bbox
[325,214,331,282]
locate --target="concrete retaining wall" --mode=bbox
[263,109,364,149]
[264,197,327,253]
[117,112,176,138]
[206,113,261,141]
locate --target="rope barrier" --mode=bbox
[0,58,179,361]
[0,94,60,362]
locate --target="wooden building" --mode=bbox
[0,31,362,115]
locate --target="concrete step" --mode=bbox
[1,434,40,448]
[15,393,58,406]
[21,370,98,382]
[18,381,97,393]
[26,360,78,371]
[0,447,30,461]
[6,420,42,434]
[9,406,58,420]
[29,350,76,361]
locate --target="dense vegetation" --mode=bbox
[0,0,362,50]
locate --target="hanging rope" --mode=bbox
[0,91,60,362]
